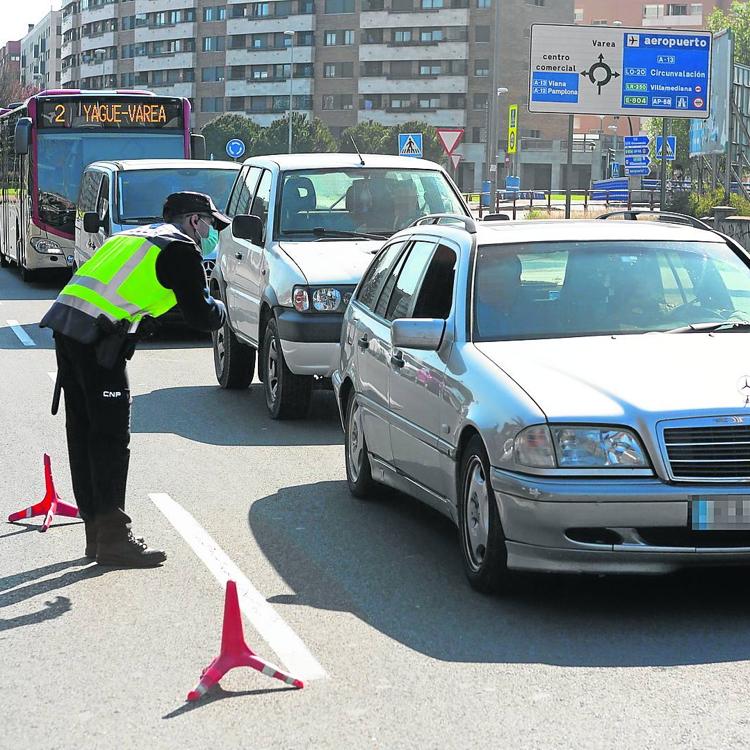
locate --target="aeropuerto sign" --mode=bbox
[528,24,712,119]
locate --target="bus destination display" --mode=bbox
[37,99,184,129]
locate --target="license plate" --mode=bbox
[691,496,750,530]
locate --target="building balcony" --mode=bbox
[359,75,466,94]
[361,7,468,27]
[134,23,197,43]
[78,5,119,25]
[146,81,195,97]
[133,51,196,71]
[226,47,314,66]
[79,58,117,78]
[641,14,702,27]
[80,31,117,52]
[359,41,467,61]
[226,14,315,34]
[225,78,313,97]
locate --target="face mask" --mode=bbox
[200,227,219,258]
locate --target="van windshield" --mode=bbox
[116,168,238,224]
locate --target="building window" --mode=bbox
[202,36,226,52]
[203,6,227,21]
[574,7,583,21]
[476,0,490,7]
[592,19,607,25]
[295,94,313,109]
[390,60,412,77]
[473,92,488,109]
[389,96,412,109]
[322,94,353,110]
[201,97,225,112]
[392,0,414,10]
[228,96,245,111]
[419,62,441,76]
[393,30,412,43]
[363,29,384,43]
[475,26,489,43]
[362,0,385,8]
[230,35,246,49]
[362,60,383,76]
[323,62,354,78]
[252,3,271,16]
[418,96,440,109]
[419,28,443,42]
[474,59,489,76]
[526,0,544,5]
[421,0,444,7]
[344,30,355,44]
[666,3,688,15]
[201,66,225,82]
[325,0,355,12]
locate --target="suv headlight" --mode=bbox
[514,425,648,469]
[30,237,62,254]
[292,285,353,313]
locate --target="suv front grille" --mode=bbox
[663,424,750,480]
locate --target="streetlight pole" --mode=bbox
[284,30,295,154]
[486,0,503,206]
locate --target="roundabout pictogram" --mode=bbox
[581,53,620,95]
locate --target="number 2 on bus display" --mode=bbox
[54,104,65,124]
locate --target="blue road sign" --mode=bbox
[625,166,651,176]
[398,133,423,158]
[624,135,650,147]
[624,146,650,156]
[655,135,677,160]
[505,176,521,191]
[611,162,620,177]
[621,32,710,116]
[625,155,650,166]
[226,139,246,159]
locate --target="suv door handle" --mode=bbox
[390,351,405,368]
[357,334,369,350]
[235,251,243,260]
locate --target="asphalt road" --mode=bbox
[3,265,750,750]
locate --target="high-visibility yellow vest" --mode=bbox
[57,225,189,326]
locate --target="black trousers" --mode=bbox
[54,333,131,524]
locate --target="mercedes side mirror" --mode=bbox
[14,117,32,155]
[232,214,264,246]
[391,318,445,351]
[83,212,101,233]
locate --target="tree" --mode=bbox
[708,0,750,65]
[338,120,392,154]
[257,113,336,155]
[0,69,38,109]
[201,114,265,161]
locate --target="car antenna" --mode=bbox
[350,136,365,166]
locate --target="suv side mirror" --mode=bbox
[392,318,445,351]
[14,117,32,155]
[232,214,263,245]
[83,212,101,233]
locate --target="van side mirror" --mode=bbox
[83,212,101,233]
[232,214,263,246]
[14,117,32,155]
[190,133,206,160]
[392,318,445,351]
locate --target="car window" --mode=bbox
[473,240,750,341]
[234,166,262,217]
[384,240,437,321]
[97,174,109,222]
[412,243,457,319]
[250,169,273,225]
[226,166,249,217]
[78,170,102,213]
[356,241,407,311]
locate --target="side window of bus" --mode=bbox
[97,174,110,230]
[79,171,102,215]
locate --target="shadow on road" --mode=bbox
[132,386,341,447]
[163,685,298,719]
[249,480,750,669]
[0,267,67,301]
[0,596,72,632]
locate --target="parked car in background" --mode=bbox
[74,159,240,280]
[211,153,470,419]
[334,215,750,593]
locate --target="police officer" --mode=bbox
[41,192,228,568]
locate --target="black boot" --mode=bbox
[95,511,166,568]
[84,520,97,559]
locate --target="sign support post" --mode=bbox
[565,114,574,219]
[660,118,668,209]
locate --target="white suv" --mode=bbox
[211,153,470,419]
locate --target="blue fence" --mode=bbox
[591,178,628,203]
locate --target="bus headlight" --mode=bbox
[30,237,62,255]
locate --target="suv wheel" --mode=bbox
[262,318,312,420]
[458,435,515,595]
[213,315,255,389]
[345,391,374,498]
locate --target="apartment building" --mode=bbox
[59,0,573,188]
[20,12,63,90]
[573,0,731,137]
[0,41,22,85]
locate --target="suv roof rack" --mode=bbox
[409,213,477,233]
[596,210,711,231]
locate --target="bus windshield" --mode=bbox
[117,168,237,224]
[36,131,184,234]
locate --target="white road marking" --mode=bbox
[7,320,35,347]
[149,492,327,682]
[48,372,57,383]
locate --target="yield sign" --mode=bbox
[450,153,462,170]
[436,128,464,156]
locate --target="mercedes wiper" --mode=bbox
[665,320,750,333]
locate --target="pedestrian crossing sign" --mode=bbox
[398,133,423,158]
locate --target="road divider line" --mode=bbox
[149,492,327,682]
[7,320,35,347]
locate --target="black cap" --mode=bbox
[162,191,231,230]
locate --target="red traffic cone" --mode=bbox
[7,454,79,532]
[187,580,304,701]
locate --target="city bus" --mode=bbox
[0,90,205,281]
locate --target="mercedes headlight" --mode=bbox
[30,237,62,254]
[515,425,648,469]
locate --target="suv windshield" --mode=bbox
[473,240,750,341]
[116,168,237,223]
[276,168,465,239]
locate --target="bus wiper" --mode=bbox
[312,227,389,240]
[665,320,750,333]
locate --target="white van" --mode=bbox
[74,159,240,277]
